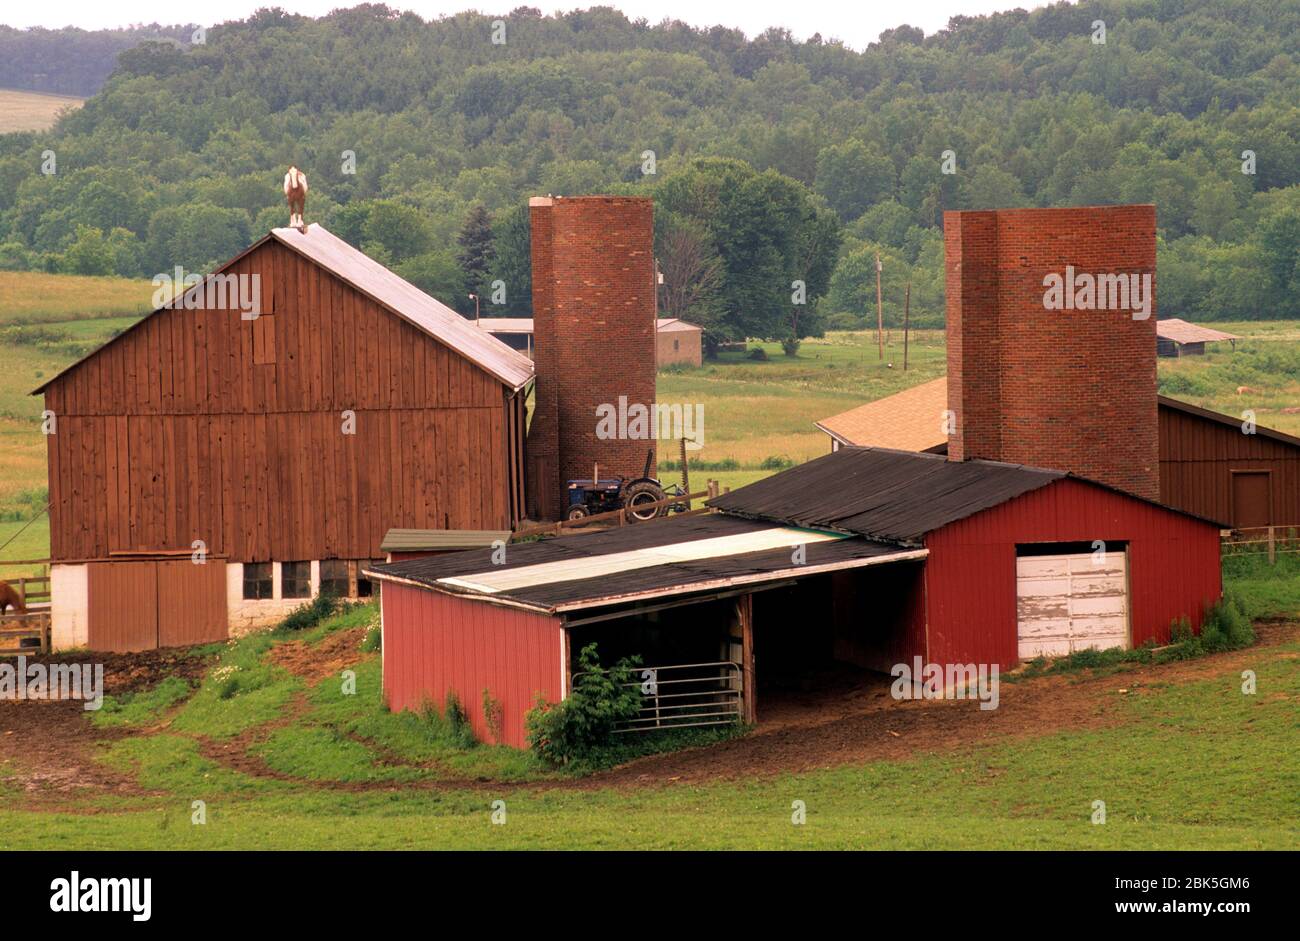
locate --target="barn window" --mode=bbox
[242,563,273,600]
[281,561,312,599]
[674,339,680,351]
[319,560,350,598]
[357,560,385,597]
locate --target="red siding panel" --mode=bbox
[381,583,562,748]
[924,477,1222,667]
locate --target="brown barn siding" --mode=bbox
[45,240,517,563]
[1159,406,1300,526]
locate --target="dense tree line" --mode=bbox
[0,25,195,97]
[0,1,1296,341]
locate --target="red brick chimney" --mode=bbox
[945,205,1159,500]
[526,196,658,520]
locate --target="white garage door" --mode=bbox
[1016,550,1129,660]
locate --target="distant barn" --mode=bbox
[34,224,533,651]
[1156,318,1239,357]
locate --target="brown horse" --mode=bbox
[0,580,25,618]
[284,166,309,231]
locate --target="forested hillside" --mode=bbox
[0,25,195,97]
[0,1,1296,342]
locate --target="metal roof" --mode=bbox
[1157,395,1300,450]
[273,225,534,390]
[709,448,1066,545]
[380,528,513,552]
[365,513,922,613]
[1156,318,1240,345]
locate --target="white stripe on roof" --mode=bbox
[437,526,845,594]
[272,224,535,390]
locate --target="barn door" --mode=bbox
[1016,550,1129,660]
[87,560,228,652]
[156,560,228,647]
[87,562,159,652]
[1231,471,1271,529]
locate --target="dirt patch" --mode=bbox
[269,627,372,681]
[0,646,213,802]
[577,621,1300,789]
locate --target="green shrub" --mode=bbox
[781,337,801,357]
[525,643,643,766]
[277,594,337,633]
[444,691,476,748]
[360,622,382,653]
[759,455,795,470]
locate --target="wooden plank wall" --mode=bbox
[86,562,159,652]
[44,241,517,561]
[1159,406,1300,527]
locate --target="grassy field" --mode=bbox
[0,88,84,133]
[0,579,1296,850]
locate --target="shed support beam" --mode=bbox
[737,593,756,725]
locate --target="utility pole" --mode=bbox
[875,252,884,361]
[468,293,480,322]
[903,282,911,372]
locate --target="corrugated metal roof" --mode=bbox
[366,513,921,612]
[273,225,534,389]
[380,528,512,552]
[815,378,949,451]
[1156,318,1240,345]
[709,448,1065,545]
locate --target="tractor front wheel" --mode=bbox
[566,504,590,521]
[623,481,667,522]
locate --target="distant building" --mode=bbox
[816,384,1300,529]
[1156,318,1239,357]
[476,316,703,367]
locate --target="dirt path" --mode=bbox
[577,621,1299,789]
[2,622,1294,801]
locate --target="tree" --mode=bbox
[656,214,724,340]
[491,203,532,315]
[61,225,115,276]
[456,204,496,308]
[655,157,842,343]
[814,140,895,222]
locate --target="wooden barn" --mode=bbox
[34,224,533,651]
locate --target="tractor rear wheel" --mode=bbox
[623,481,667,522]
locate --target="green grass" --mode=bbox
[1221,548,1300,620]
[93,676,194,729]
[0,271,153,326]
[1,632,1295,850]
[167,632,303,740]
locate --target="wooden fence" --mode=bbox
[0,611,51,655]
[1220,526,1299,564]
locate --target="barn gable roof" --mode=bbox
[33,224,535,395]
[1155,318,1240,346]
[709,447,1226,543]
[273,225,533,389]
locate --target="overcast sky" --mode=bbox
[7,1,1052,50]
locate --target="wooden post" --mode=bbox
[903,282,911,371]
[737,593,756,725]
[1268,526,1276,565]
[680,436,691,511]
[875,252,884,361]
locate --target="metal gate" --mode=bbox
[575,661,744,733]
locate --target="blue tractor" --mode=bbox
[565,449,687,523]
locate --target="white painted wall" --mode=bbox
[50,563,88,650]
[226,560,322,637]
